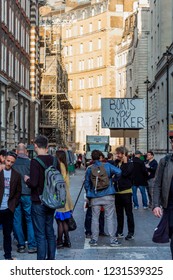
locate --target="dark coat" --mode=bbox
[114,160,134,192]
[132,157,148,186]
[145,159,158,180]
[0,168,21,212]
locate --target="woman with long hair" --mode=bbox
[55,150,74,248]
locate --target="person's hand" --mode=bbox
[24,175,30,182]
[0,164,5,172]
[153,207,162,218]
[123,155,128,163]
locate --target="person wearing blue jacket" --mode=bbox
[84,149,121,247]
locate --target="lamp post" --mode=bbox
[96,116,100,135]
[144,77,151,152]
[163,49,173,153]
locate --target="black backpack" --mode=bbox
[90,164,109,193]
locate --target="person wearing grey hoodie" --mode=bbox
[13,143,37,254]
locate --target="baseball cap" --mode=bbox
[135,150,142,155]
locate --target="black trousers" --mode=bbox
[115,193,135,235]
[0,208,14,259]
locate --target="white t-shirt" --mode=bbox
[0,169,11,210]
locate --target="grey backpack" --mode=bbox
[35,157,66,209]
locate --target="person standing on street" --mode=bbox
[55,150,74,249]
[0,151,21,260]
[114,146,135,241]
[132,150,148,210]
[24,135,58,260]
[145,151,158,208]
[84,149,122,247]
[13,143,37,254]
[153,136,173,259]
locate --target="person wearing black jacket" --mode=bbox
[145,151,158,208]
[24,135,60,260]
[132,150,148,210]
[114,146,135,241]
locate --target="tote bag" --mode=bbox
[152,210,169,243]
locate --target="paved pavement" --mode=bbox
[0,167,171,260]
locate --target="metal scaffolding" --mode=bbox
[39,17,72,147]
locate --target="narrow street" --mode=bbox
[0,167,171,260]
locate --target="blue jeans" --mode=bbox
[132,186,148,208]
[31,203,56,260]
[13,196,36,249]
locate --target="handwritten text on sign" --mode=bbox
[101,98,145,129]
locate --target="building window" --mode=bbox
[69,62,72,73]
[82,10,85,20]
[116,4,123,12]
[101,4,103,13]
[69,29,72,37]
[89,95,93,109]
[80,25,83,35]
[69,45,73,56]
[66,29,69,38]
[98,38,101,49]
[79,60,84,71]
[89,23,92,33]
[89,41,93,52]
[98,93,101,108]
[80,43,83,54]
[79,78,85,89]
[2,0,7,24]
[1,43,7,72]
[1,92,5,127]
[98,20,101,30]
[89,77,94,88]
[80,96,83,109]
[89,116,93,126]
[97,75,103,87]
[97,56,103,67]
[90,58,93,69]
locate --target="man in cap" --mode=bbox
[132,150,148,209]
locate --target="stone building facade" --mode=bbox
[61,0,136,152]
[148,0,173,157]
[115,0,150,153]
[0,0,44,149]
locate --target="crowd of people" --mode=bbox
[0,135,173,260]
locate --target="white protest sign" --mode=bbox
[101,98,145,129]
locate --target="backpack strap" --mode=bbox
[34,156,57,169]
[53,156,58,169]
[34,157,47,169]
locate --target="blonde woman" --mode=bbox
[55,150,73,248]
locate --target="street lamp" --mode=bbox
[144,77,151,152]
[96,116,100,135]
[163,49,173,154]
